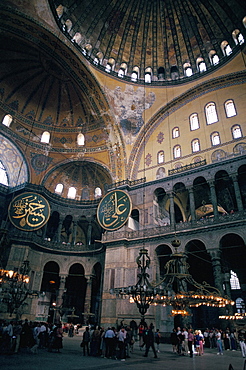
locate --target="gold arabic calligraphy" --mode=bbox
[12,195,47,228]
[101,192,129,228]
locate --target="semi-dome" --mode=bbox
[43,161,112,200]
[50,0,246,82]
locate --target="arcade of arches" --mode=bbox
[0,0,246,334]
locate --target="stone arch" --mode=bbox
[153,187,170,225]
[220,233,246,283]
[0,134,29,186]
[64,263,86,323]
[40,261,60,292]
[185,239,213,286]
[173,182,188,222]
[215,170,237,212]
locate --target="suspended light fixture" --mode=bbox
[111,239,234,318]
[0,259,38,316]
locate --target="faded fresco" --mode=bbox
[105,85,155,144]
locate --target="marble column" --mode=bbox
[231,174,244,212]
[55,274,67,323]
[188,186,196,223]
[84,275,93,325]
[56,219,64,243]
[42,222,48,239]
[168,192,175,227]
[208,181,219,220]
[71,220,78,245]
[210,250,223,292]
[87,219,92,246]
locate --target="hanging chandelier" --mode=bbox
[111,239,234,317]
[0,260,38,316]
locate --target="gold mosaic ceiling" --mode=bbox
[50,0,246,79]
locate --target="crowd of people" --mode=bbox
[80,324,136,361]
[170,326,246,358]
[0,319,63,354]
[1,318,246,362]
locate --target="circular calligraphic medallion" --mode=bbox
[97,190,132,231]
[8,192,50,231]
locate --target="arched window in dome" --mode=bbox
[191,138,200,153]
[55,183,63,194]
[131,71,138,82]
[145,74,151,83]
[131,66,139,82]
[0,160,8,186]
[211,54,220,65]
[118,68,125,78]
[145,67,152,83]
[56,4,64,18]
[243,16,246,29]
[118,63,127,78]
[105,58,115,73]
[105,64,112,72]
[172,127,180,138]
[232,29,244,45]
[2,114,12,127]
[95,187,102,198]
[63,19,72,33]
[209,50,219,66]
[77,133,85,146]
[211,131,221,146]
[173,145,181,159]
[230,270,241,290]
[71,32,82,45]
[205,102,218,125]
[41,131,50,144]
[93,57,99,65]
[157,67,165,80]
[170,66,179,80]
[225,99,237,118]
[189,113,200,131]
[231,125,242,139]
[183,63,193,77]
[157,150,164,164]
[221,41,232,56]
[197,58,206,73]
[67,187,76,199]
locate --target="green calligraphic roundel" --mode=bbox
[97,190,132,231]
[8,192,50,231]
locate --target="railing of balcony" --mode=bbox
[102,210,246,242]
[168,160,206,175]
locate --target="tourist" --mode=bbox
[188,329,194,358]
[143,324,158,358]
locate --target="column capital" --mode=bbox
[209,249,221,260]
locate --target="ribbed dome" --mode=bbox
[43,161,112,200]
[51,0,246,81]
[0,32,109,141]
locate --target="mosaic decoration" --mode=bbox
[0,135,28,186]
[30,153,53,174]
[25,110,35,120]
[105,85,155,143]
[157,132,164,144]
[43,116,53,125]
[9,100,19,111]
[145,153,152,167]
